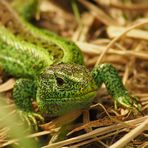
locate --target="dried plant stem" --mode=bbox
[109,118,148,148]
[42,116,147,148]
[107,26,148,40]
[78,0,117,26]
[110,2,148,11]
[122,43,142,84]
[95,0,148,11]
[95,20,148,65]
[0,79,15,92]
[77,42,148,60]
[69,130,125,148]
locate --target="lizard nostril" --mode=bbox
[56,77,64,86]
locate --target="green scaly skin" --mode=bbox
[0,0,141,122]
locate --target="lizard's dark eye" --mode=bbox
[56,77,64,86]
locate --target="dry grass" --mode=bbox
[0,0,148,147]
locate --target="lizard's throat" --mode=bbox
[36,91,96,117]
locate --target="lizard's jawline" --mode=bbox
[45,90,97,101]
[37,91,97,117]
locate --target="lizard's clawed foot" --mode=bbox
[18,110,44,130]
[115,95,142,114]
[129,96,142,113]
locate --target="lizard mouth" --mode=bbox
[49,90,97,101]
[75,90,97,99]
[38,90,97,117]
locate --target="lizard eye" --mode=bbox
[56,77,64,86]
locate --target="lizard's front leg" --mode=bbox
[92,63,141,112]
[13,78,44,129]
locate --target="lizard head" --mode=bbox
[36,63,97,117]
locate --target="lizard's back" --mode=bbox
[0,0,83,78]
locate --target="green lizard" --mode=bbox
[0,0,141,125]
